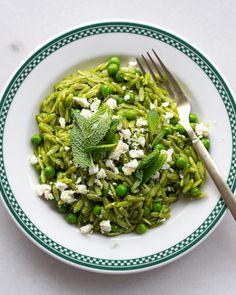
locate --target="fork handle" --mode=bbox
[191,137,236,221]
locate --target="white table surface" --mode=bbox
[0,1,235,294]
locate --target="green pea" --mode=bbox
[109,56,120,66]
[170,117,177,125]
[152,202,162,212]
[124,109,138,120]
[124,91,135,104]
[164,126,173,136]
[115,71,125,82]
[143,207,150,217]
[154,143,165,151]
[116,184,128,197]
[100,84,112,97]
[189,113,198,123]
[92,204,102,216]
[31,134,43,145]
[117,97,125,104]
[57,205,67,214]
[111,224,120,232]
[65,213,77,224]
[176,156,187,170]
[136,223,148,234]
[44,166,56,178]
[107,63,119,76]
[175,156,188,170]
[175,123,185,134]
[190,187,201,197]
[201,137,210,150]
[35,164,41,173]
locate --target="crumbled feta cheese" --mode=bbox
[109,140,129,161]
[129,149,144,159]
[80,109,93,118]
[90,98,101,112]
[136,117,148,127]
[94,179,103,188]
[195,123,209,138]
[161,148,174,170]
[64,146,70,151]
[105,160,119,174]
[137,137,146,147]
[89,164,99,175]
[179,173,184,179]
[167,186,174,192]
[76,177,82,184]
[59,117,66,128]
[120,129,131,141]
[29,155,38,165]
[124,94,131,101]
[122,159,139,175]
[55,181,68,192]
[100,220,112,233]
[77,184,88,194]
[96,168,107,179]
[80,224,94,234]
[35,184,53,200]
[122,85,126,90]
[73,97,90,108]
[60,190,76,204]
[128,60,137,67]
[162,102,169,107]
[106,98,117,110]
[163,112,174,124]
[150,103,156,110]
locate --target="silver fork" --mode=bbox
[137,49,236,221]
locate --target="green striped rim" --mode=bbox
[0,21,235,272]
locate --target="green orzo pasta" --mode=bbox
[30,56,209,236]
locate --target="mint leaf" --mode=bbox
[105,118,120,143]
[131,170,143,192]
[85,143,117,153]
[70,124,93,168]
[70,105,113,168]
[152,129,166,147]
[147,109,159,135]
[138,149,160,170]
[142,153,167,183]
[71,109,88,135]
[132,150,167,187]
[85,104,112,146]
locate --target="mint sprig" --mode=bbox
[70,105,113,168]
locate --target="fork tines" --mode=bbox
[136,49,184,98]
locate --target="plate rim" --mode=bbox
[0,19,235,274]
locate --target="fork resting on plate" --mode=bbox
[137,49,236,221]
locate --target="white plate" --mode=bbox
[0,20,235,274]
